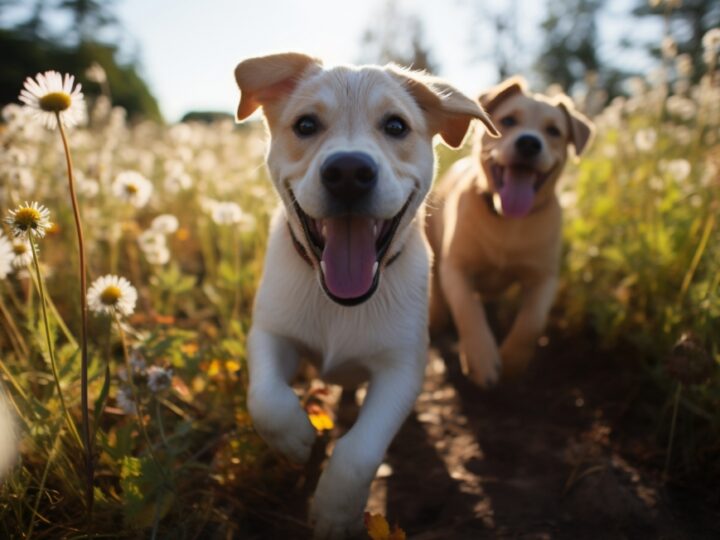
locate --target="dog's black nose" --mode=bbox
[321,152,378,203]
[515,134,543,159]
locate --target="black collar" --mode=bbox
[481,191,501,217]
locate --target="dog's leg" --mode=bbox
[440,259,500,387]
[500,275,558,377]
[247,327,316,463]
[428,264,451,335]
[310,353,423,539]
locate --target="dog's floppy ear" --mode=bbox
[557,99,595,155]
[234,53,322,121]
[389,67,499,148]
[479,76,528,114]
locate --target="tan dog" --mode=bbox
[235,53,496,539]
[427,77,594,387]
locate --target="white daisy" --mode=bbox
[147,366,173,393]
[138,230,166,252]
[85,62,107,84]
[703,28,720,53]
[633,129,657,152]
[115,387,136,415]
[18,71,86,130]
[210,201,244,225]
[87,274,138,317]
[10,238,33,269]
[78,177,99,198]
[164,171,193,194]
[0,233,12,279]
[144,246,170,266]
[112,171,153,208]
[150,214,179,235]
[5,201,52,239]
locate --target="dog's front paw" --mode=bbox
[247,384,316,463]
[460,339,501,388]
[500,338,535,378]
[311,508,365,540]
[310,442,374,539]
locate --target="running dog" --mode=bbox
[234,52,497,539]
[427,76,594,387]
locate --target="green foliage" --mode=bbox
[0,29,162,121]
[120,455,174,529]
[633,0,720,83]
[536,0,625,98]
[560,74,720,476]
[0,105,289,536]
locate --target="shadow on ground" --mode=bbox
[245,331,719,539]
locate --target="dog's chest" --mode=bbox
[464,202,562,292]
[253,222,428,378]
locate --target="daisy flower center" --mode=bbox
[14,207,42,230]
[39,91,72,112]
[125,183,139,195]
[12,243,28,255]
[100,285,123,305]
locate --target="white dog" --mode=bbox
[234,52,496,539]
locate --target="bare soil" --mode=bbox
[244,331,720,539]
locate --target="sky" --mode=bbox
[115,0,546,121]
[2,0,662,122]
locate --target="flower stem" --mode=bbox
[115,316,165,474]
[663,381,682,482]
[28,267,78,350]
[26,420,64,540]
[0,288,29,358]
[55,111,93,514]
[29,239,82,448]
[155,398,169,448]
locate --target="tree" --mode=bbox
[633,0,720,82]
[0,0,161,120]
[536,0,601,92]
[358,0,438,73]
[463,1,522,82]
[57,0,118,44]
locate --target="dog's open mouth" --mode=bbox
[490,164,554,218]
[292,194,413,306]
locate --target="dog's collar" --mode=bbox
[286,220,402,269]
[480,191,500,217]
[287,220,314,266]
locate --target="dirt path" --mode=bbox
[246,332,719,539]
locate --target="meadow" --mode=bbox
[0,49,718,538]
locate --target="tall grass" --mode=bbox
[0,37,718,536]
[0,100,284,536]
[559,66,720,478]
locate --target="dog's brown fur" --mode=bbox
[427,77,595,387]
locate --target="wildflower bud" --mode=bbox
[666,332,714,386]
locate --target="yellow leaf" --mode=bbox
[180,342,198,355]
[388,525,406,540]
[225,359,241,372]
[365,512,390,540]
[207,359,222,377]
[307,408,334,432]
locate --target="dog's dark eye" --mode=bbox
[293,115,320,137]
[383,115,409,138]
[546,125,562,137]
[500,115,517,127]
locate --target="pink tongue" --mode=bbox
[499,168,537,218]
[321,217,376,299]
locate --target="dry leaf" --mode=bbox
[364,512,405,540]
[306,403,334,432]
